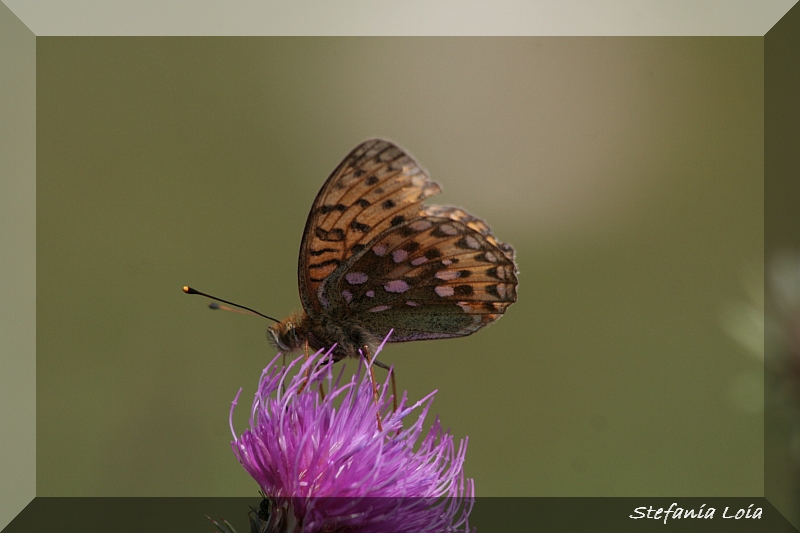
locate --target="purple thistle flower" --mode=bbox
[230,333,475,533]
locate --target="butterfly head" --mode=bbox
[267,313,305,353]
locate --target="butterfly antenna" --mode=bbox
[182,286,280,323]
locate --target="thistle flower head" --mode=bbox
[230,334,475,533]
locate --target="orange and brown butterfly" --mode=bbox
[267,139,518,363]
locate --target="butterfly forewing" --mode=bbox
[298,139,442,314]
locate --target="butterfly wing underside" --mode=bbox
[297,138,517,343]
[330,205,518,341]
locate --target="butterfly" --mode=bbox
[267,139,518,363]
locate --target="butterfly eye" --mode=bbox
[267,322,296,352]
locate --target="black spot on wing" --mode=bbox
[405,241,421,253]
[350,220,371,232]
[454,284,474,296]
[424,248,442,260]
[308,258,341,270]
[319,204,347,214]
[309,247,337,256]
[455,237,473,249]
[315,227,345,242]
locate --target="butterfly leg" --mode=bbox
[280,352,288,394]
[297,340,312,394]
[361,346,384,432]
[373,359,397,413]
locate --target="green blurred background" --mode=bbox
[37,37,763,496]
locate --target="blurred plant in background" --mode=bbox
[723,250,800,524]
[720,261,764,416]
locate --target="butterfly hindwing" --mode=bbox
[298,139,441,314]
[326,208,518,342]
